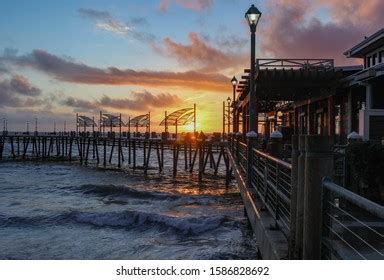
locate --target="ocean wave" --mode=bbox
[76,184,181,200]
[64,184,222,206]
[72,210,239,234]
[0,210,239,235]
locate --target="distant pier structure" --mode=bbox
[0,104,232,182]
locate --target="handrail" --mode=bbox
[238,141,247,149]
[322,177,384,219]
[253,148,292,170]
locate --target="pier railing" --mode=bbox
[321,177,384,260]
[230,135,292,239]
[251,148,292,237]
[228,134,383,260]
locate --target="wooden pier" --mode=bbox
[0,133,232,182]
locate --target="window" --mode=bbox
[316,113,322,135]
[379,51,383,63]
[300,114,307,134]
[367,56,371,68]
[372,54,377,66]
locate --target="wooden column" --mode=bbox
[307,103,314,135]
[303,135,333,259]
[328,95,335,137]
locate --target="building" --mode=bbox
[343,28,384,141]
[234,28,384,144]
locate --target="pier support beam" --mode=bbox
[303,135,333,259]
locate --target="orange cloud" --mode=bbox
[154,32,247,72]
[63,91,182,112]
[259,0,383,65]
[1,49,230,92]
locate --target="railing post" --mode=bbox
[295,135,306,259]
[321,176,333,259]
[246,131,258,189]
[268,130,283,158]
[289,135,299,259]
[275,162,280,229]
[236,132,241,164]
[303,135,334,260]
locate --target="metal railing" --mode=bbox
[333,144,347,186]
[322,177,384,260]
[251,148,292,238]
[230,136,292,239]
[234,139,247,175]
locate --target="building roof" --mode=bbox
[344,28,384,58]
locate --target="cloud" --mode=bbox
[63,96,97,111]
[78,8,112,20]
[100,91,181,110]
[159,0,213,12]
[62,91,182,112]
[1,49,229,91]
[79,8,130,35]
[9,75,41,96]
[78,8,155,42]
[259,0,384,65]
[0,75,41,107]
[153,32,247,72]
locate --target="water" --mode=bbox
[0,161,257,259]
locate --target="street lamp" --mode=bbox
[231,76,238,132]
[231,76,238,101]
[34,118,38,136]
[245,4,262,134]
[227,97,231,134]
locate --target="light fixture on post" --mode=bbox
[245,4,261,134]
[231,76,238,132]
[245,4,262,191]
[227,97,231,134]
[231,76,238,102]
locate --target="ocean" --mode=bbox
[0,158,258,259]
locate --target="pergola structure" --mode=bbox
[160,104,196,136]
[99,112,125,133]
[128,113,150,133]
[234,58,344,141]
[76,114,97,133]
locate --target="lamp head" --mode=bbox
[231,76,238,86]
[245,4,262,28]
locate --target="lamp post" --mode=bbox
[245,4,262,191]
[231,76,238,132]
[227,97,231,134]
[34,118,38,136]
[245,4,262,134]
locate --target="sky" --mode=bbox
[0,0,383,132]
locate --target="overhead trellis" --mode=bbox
[101,113,125,127]
[177,111,195,125]
[159,108,193,126]
[129,114,150,127]
[77,115,97,127]
[159,105,196,136]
